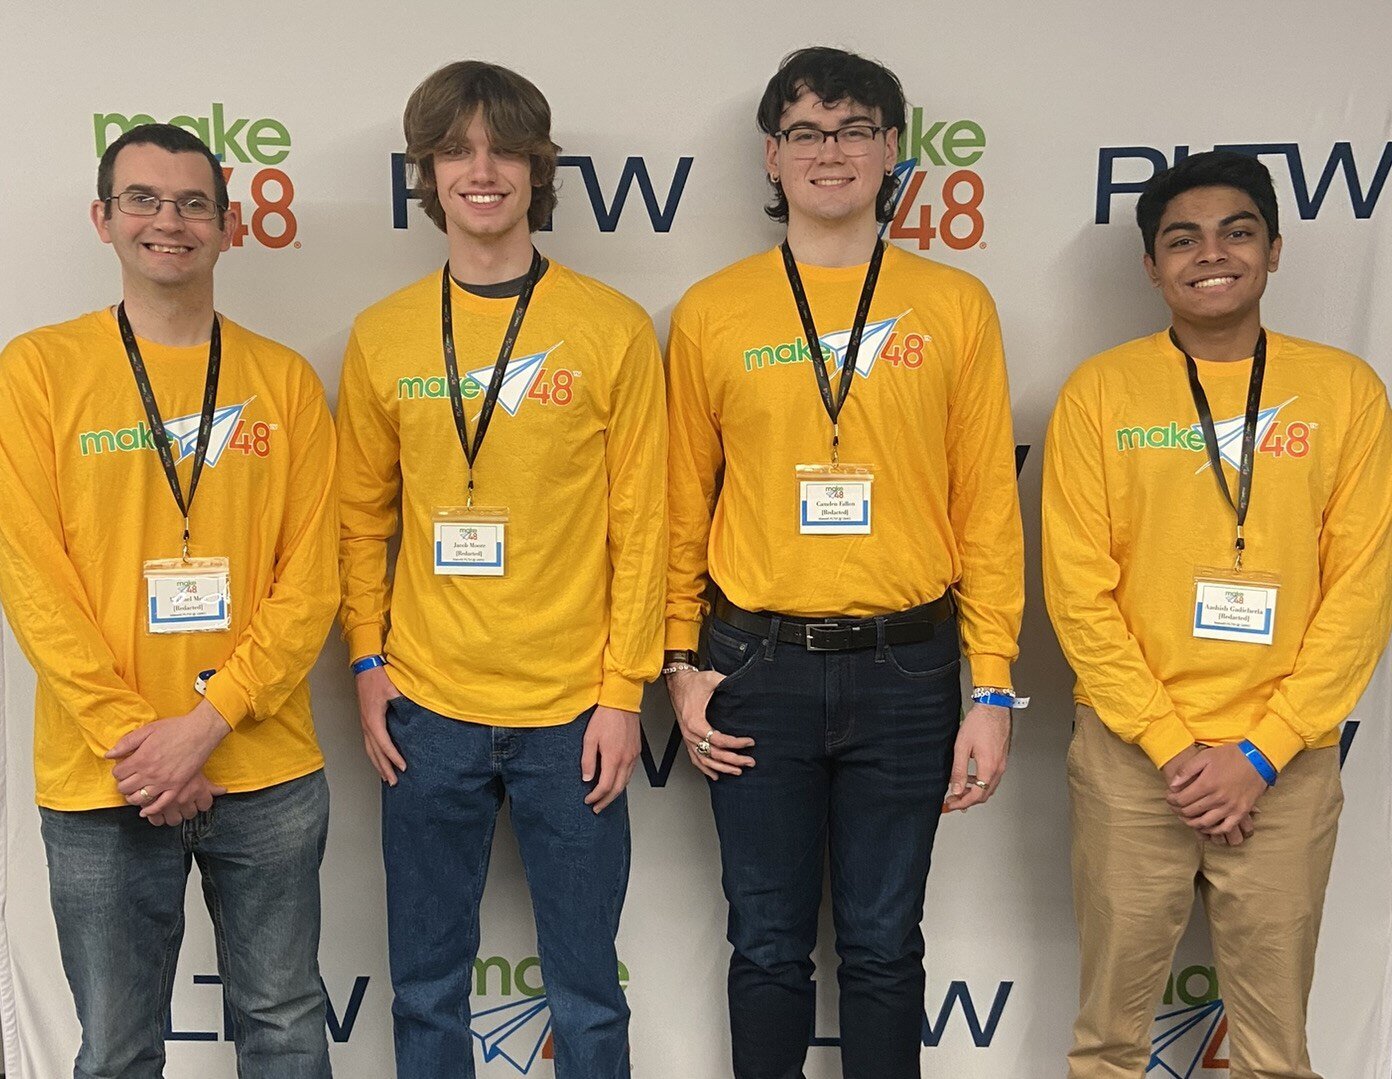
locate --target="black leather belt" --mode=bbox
[712,594,955,652]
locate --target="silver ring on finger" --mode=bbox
[971,779,989,790]
[703,729,716,742]
[696,739,713,757]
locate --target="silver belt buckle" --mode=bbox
[803,622,845,651]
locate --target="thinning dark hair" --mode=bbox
[404,60,560,233]
[756,46,906,224]
[1136,150,1279,258]
[97,123,229,221]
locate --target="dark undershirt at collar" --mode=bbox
[452,258,550,298]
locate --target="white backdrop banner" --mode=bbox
[2,2,1390,1076]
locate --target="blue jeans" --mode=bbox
[39,770,332,1079]
[705,613,960,1079]
[381,697,631,1078]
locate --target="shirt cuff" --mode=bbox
[966,653,1013,691]
[1137,713,1196,769]
[664,618,702,653]
[346,623,385,665]
[1245,713,1307,772]
[203,673,252,729]
[598,671,645,713]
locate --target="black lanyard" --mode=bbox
[780,239,885,465]
[440,248,542,507]
[1174,327,1267,570]
[116,302,221,561]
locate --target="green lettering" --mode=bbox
[1115,427,1147,451]
[458,377,481,400]
[79,430,117,456]
[797,337,813,363]
[397,377,426,399]
[1146,427,1167,447]
[515,956,544,997]
[942,120,985,167]
[473,956,511,997]
[167,114,212,146]
[907,111,946,167]
[115,427,140,451]
[93,112,156,154]
[774,342,796,364]
[743,346,774,372]
[246,118,291,165]
[1162,971,1175,1006]
[211,102,249,163]
[1177,965,1218,1007]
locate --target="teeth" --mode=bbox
[1194,276,1236,289]
[465,194,504,203]
[147,244,189,254]
[812,179,850,186]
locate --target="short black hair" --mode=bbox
[97,123,229,220]
[757,46,905,225]
[1136,150,1279,258]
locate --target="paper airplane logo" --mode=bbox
[1148,1000,1228,1077]
[1192,397,1295,473]
[465,343,564,416]
[879,158,920,237]
[162,397,254,467]
[470,994,553,1073]
[816,313,910,379]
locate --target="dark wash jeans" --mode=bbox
[40,770,332,1079]
[381,697,631,1079]
[705,612,960,1079]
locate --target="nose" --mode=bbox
[468,149,500,181]
[815,132,848,163]
[1195,233,1227,263]
[151,200,184,229]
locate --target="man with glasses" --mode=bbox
[0,122,337,1076]
[336,61,666,1076]
[663,46,1024,1078]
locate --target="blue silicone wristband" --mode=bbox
[350,654,386,675]
[974,692,1017,709]
[1238,739,1277,786]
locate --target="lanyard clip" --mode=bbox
[831,422,840,467]
[181,516,191,564]
[1233,526,1245,572]
[465,472,475,511]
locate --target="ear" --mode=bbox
[1267,234,1282,272]
[91,199,113,244]
[883,127,900,175]
[218,204,241,253]
[764,135,779,182]
[1143,252,1160,288]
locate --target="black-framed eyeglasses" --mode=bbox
[104,190,225,221]
[774,124,888,159]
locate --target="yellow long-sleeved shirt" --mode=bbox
[665,245,1024,689]
[0,309,338,810]
[1043,330,1392,770]
[336,264,666,723]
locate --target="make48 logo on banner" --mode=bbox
[883,109,988,253]
[94,103,299,250]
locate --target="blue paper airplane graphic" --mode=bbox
[470,994,553,1073]
[879,158,920,237]
[1148,999,1226,1078]
[816,314,909,379]
[1193,397,1295,473]
[466,343,563,416]
[162,398,254,467]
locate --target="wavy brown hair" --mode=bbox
[404,61,560,233]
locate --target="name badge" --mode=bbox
[143,557,232,634]
[433,506,508,577]
[1192,569,1280,645]
[796,464,873,535]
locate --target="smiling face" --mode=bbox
[1144,184,1281,330]
[764,87,897,231]
[431,108,536,249]
[91,142,235,291]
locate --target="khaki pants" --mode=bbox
[1067,707,1342,1079]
